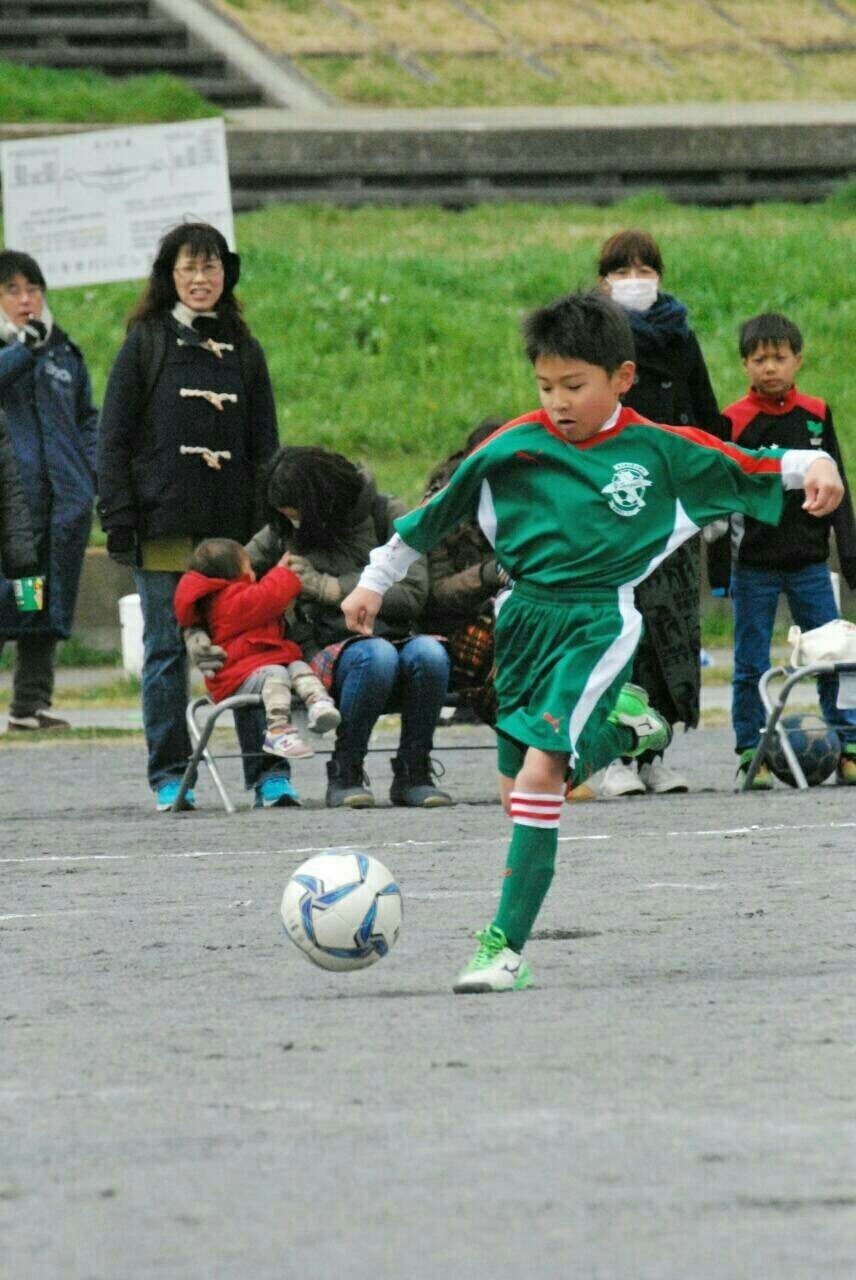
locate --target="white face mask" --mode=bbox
[609,277,658,312]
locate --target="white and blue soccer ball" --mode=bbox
[281,850,402,972]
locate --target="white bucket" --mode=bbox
[119,593,144,677]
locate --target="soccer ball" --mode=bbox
[766,714,841,787]
[281,849,402,971]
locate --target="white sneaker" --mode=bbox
[600,759,646,798]
[452,926,533,994]
[639,759,688,794]
[263,726,314,759]
[306,698,341,735]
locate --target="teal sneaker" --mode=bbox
[254,775,301,808]
[607,683,671,758]
[452,925,533,994]
[156,780,195,813]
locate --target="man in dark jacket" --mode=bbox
[0,251,98,731]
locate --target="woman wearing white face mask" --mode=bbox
[593,228,722,799]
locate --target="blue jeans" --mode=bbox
[731,562,856,752]
[332,636,450,764]
[134,570,290,791]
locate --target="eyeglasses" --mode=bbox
[173,260,224,281]
[0,283,44,298]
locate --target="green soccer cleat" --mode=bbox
[452,925,533,994]
[735,748,773,791]
[607,683,671,758]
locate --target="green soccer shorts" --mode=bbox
[493,581,641,776]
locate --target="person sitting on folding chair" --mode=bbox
[174,536,340,764]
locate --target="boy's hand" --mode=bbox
[284,553,341,604]
[803,458,843,517]
[341,586,382,636]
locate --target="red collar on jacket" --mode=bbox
[725,384,827,441]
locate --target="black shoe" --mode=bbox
[389,756,453,808]
[8,710,71,732]
[325,757,375,809]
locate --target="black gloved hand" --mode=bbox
[106,528,138,568]
[18,319,48,350]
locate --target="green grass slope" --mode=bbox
[37,194,856,505]
[0,62,220,124]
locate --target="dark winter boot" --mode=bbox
[325,756,375,809]
[389,756,453,808]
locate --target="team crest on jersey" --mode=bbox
[601,462,652,518]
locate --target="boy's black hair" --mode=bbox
[597,229,664,279]
[189,537,247,580]
[0,250,46,291]
[522,291,635,372]
[739,312,803,358]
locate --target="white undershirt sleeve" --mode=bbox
[358,534,422,596]
[780,448,831,489]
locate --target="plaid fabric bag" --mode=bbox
[446,607,496,727]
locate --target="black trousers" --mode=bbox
[0,635,58,717]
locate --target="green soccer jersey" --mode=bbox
[393,408,790,590]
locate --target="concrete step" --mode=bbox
[0,0,149,12]
[0,18,185,46]
[0,45,224,74]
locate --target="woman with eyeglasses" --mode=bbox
[97,221,282,812]
[0,249,99,734]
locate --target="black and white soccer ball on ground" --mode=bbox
[767,713,841,787]
[281,849,402,971]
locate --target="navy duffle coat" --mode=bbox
[0,327,98,639]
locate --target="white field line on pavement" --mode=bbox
[1,820,854,869]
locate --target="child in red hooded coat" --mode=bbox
[174,536,340,758]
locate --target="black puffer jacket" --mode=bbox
[0,408,37,579]
[245,470,428,662]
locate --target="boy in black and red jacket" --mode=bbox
[720,312,856,787]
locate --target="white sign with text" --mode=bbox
[1,118,234,288]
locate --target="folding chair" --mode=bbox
[170,688,491,814]
[740,660,856,791]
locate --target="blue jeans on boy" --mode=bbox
[731,561,856,753]
[332,635,450,764]
[134,570,291,792]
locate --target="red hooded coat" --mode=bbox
[173,565,303,702]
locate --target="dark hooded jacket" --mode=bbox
[97,313,277,544]
[0,326,97,639]
[245,467,428,663]
[0,408,37,580]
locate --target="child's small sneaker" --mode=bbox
[639,758,688,794]
[735,749,773,791]
[306,697,341,735]
[607,683,671,757]
[263,726,313,759]
[836,747,856,785]
[600,758,645,798]
[453,925,533,994]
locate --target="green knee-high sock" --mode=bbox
[494,821,558,953]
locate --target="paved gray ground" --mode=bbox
[2,724,855,1280]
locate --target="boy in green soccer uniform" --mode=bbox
[342,293,843,994]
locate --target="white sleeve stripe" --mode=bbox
[781,448,831,489]
[358,533,421,596]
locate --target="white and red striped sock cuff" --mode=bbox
[509,791,564,829]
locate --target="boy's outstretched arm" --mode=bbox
[802,456,844,516]
[341,532,423,635]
